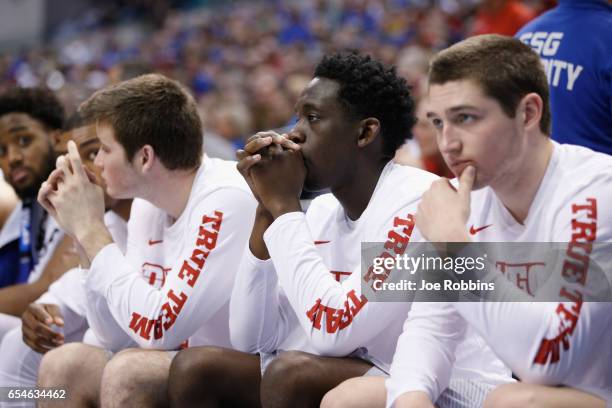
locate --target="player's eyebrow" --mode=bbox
[447,105,479,113]
[7,125,28,133]
[426,105,480,118]
[77,139,100,150]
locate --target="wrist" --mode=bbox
[74,220,105,243]
[266,198,301,219]
[431,222,470,243]
[448,224,471,242]
[251,205,273,260]
[256,204,273,221]
[75,221,113,262]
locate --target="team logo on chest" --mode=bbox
[141,262,170,288]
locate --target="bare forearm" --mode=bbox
[266,198,302,220]
[39,235,80,281]
[249,205,274,260]
[0,280,47,316]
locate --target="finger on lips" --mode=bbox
[247,131,275,144]
[458,165,476,197]
[246,132,300,153]
[278,135,300,151]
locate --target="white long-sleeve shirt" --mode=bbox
[387,143,612,405]
[230,162,511,384]
[35,210,130,350]
[38,211,128,315]
[85,156,257,351]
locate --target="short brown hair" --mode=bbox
[429,34,551,135]
[80,74,202,170]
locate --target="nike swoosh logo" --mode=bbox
[148,239,163,246]
[314,240,330,245]
[469,224,492,235]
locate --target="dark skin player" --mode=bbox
[168,52,416,408]
[0,89,80,316]
[21,121,131,353]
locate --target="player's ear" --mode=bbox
[357,117,380,148]
[50,130,65,152]
[520,93,543,132]
[137,145,155,173]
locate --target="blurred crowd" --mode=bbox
[0,0,552,170]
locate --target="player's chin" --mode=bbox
[470,176,487,191]
[302,176,327,193]
[103,194,118,210]
[104,186,125,200]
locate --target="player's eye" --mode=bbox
[456,114,476,124]
[430,118,443,129]
[18,135,32,147]
[307,113,320,123]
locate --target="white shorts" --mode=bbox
[379,373,494,408]
[435,377,496,408]
[0,314,20,343]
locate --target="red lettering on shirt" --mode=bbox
[161,302,177,331]
[153,315,164,340]
[129,312,154,340]
[178,211,224,288]
[364,215,415,286]
[534,198,596,365]
[168,289,188,314]
[571,199,597,219]
[178,260,200,287]
[306,290,367,334]
[338,300,354,330]
[141,263,170,288]
[496,261,545,296]
[306,299,324,330]
[330,271,352,282]
[305,214,415,333]
[128,210,224,341]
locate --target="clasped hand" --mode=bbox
[236,131,306,218]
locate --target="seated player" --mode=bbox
[36,74,256,408]
[327,34,612,408]
[0,87,76,340]
[0,111,131,407]
[167,52,512,408]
